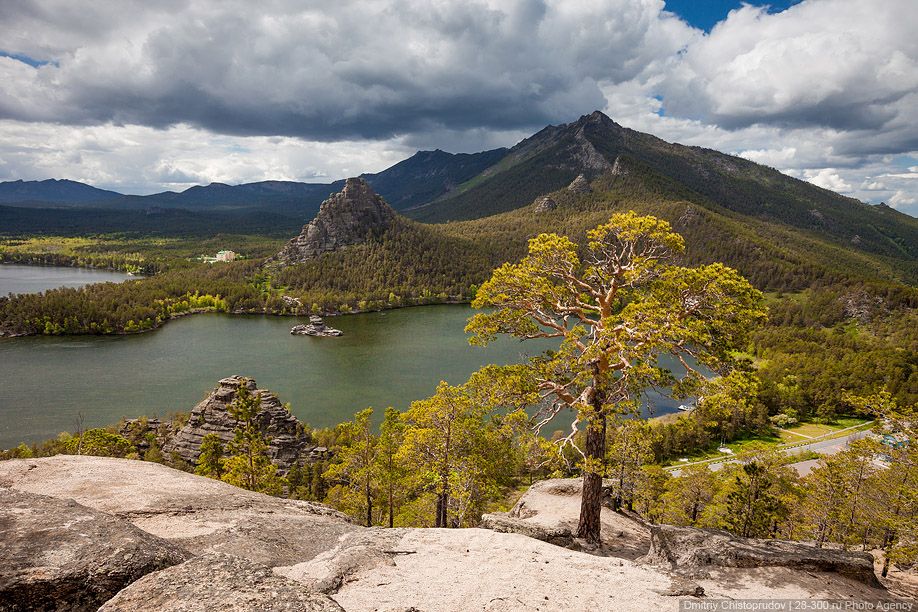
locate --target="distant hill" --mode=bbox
[361,148,508,210]
[0,179,122,205]
[3,112,916,288]
[0,148,508,219]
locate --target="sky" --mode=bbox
[0,0,916,216]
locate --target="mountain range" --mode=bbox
[0,147,510,216]
[3,111,917,287]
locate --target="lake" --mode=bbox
[0,263,133,295]
[0,304,691,449]
[0,266,691,449]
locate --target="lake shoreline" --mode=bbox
[1,293,472,338]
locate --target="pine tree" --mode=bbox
[467,212,765,542]
[398,382,495,527]
[323,408,379,526]
[662,464,717,526]
[195,433,225,478]
[221,380,283,494]
[376,406,407,527]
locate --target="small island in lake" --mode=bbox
[290,315,343,337]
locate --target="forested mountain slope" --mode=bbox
[408,112,918,274]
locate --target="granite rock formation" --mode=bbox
[532,195,558,212]
[275,177,396,264]
[98,553,343,612]
[161,375,317,471]
[567,173,592,193]
[0,488,189,611]
[642,523,883,588]
[610,155,628,177]
[0,459,901,610]
[0,456,355,568]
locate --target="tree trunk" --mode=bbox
[435,491,449,528]
[388,482,394,528]
[366,480,373,527]
[576,412,606,544]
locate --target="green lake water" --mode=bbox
[0,267,687,449]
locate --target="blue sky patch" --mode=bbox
[664,0,803,31]
[0,51,56,68]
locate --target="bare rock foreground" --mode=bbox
[0,456,903,611]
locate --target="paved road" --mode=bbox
[783,428,871,475]
[669,427,872,476]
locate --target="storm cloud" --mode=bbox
[0,0,916,214]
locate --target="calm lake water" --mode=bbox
[0,263,133,296]
[0,268,689,449]
[0,305,690,449]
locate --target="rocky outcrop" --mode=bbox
[292,315,343,337]
[479,513,574,547]
[275,177,395,264]
[840,289,885,323]
[278,526,676,611]
[161,375,316,472]
[0,488,189,612]
[532,195,558,212]
[99,553,342,612]
[610,155,628,177]
[643,523,883,588]
[0,456,356,568]
[282,295,303,310]
[0,458,899,609]
[567,173,591,193]
[484,478,651,560]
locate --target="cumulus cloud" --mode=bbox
[802,168,852,192]
[0,0,915,216]
[660,1,918,132]
[0,120,411,194]
[0,0,695,139]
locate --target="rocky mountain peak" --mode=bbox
[274,177,395,263]
[577,110,620,128]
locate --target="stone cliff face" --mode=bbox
[275,177,396,264]
[161,375,320,471]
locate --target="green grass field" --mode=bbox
[777,416,871,441]
[668,416,873,467]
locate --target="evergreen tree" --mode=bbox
[323,408,379,526]
[376,406,407,527]
[662,464,717,526]
[221,380,283,494]
[702,449,799,538]
[195,433,225,479]
[467,212,765,542]
[398,382,493,527]
[606,418,657,510]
